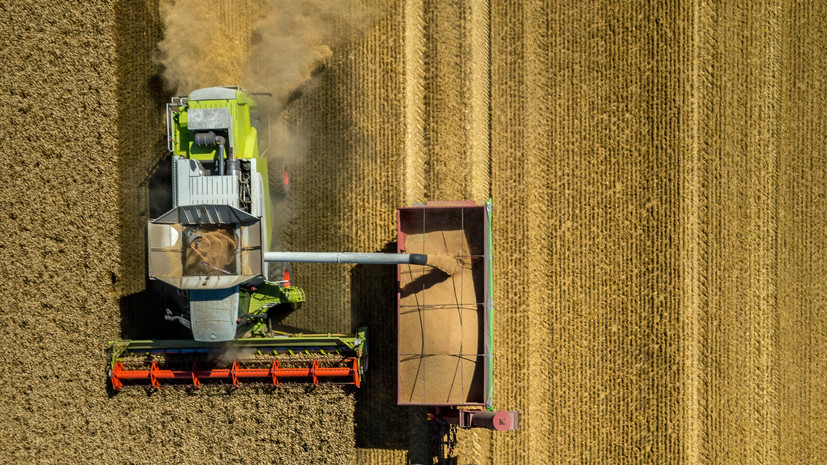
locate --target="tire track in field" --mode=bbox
[422,0,468,201]
[747,5,781,463]
[522,0,553,462]
[695,3,782,462]
[465,0,491,203]
[682,0,715,462]
[404,0,492,206]
[403,0,426,205]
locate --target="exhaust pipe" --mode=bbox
[194,131,227,175]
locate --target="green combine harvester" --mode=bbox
[109,86,371,389]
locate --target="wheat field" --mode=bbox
[0,1,824,463]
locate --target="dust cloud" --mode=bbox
[157,0,375,114]
[426,254,465,277]
[157,0,376,251]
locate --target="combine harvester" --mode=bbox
[109,86,370,389]
[108,87,517,455]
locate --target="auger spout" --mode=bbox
[264,252,428,265]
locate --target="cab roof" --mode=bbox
[188,86,239,101]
